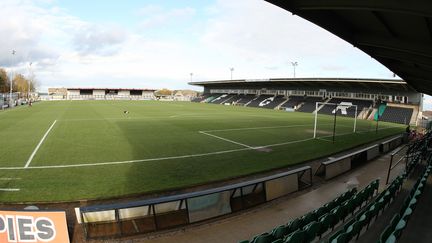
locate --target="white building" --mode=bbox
[64,88,156,100]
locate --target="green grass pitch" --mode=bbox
[0,101,404,203]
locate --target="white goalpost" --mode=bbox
[313,102,358,139]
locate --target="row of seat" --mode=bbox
[327,176,404,243]
[240,180,379,243]
[379,106,413,125]
[379,163,431,243]
[238,188,356,243]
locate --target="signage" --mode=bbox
[0,210,70,243]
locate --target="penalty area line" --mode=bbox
[0,188,20,192]
[24,120,57,168]
[199,131,255,149]
[0,126,402,170]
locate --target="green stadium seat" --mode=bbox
[287,218,301,234]
[356,213,368,229]
[271,239,283,243]
[303,221,320,243]
[375,198,385,216]
[350,195,361,214]
[345,221,362,241]
[330,206,342,229]
[300,212,316,228]
[372,179,380,193]
[392,220,406,238]
[283,229,305,243]
[252,232,273,243]
[382,191,391,207]
[402,207,413,221]
[271,225,289,240]
[344,198,356,216]
[328,230,346,243]
[384,234,397,243]
[365,204,378,228]
[318,213,334,237]
[339,201,350,222]
[412,189,422,199]
[313,207,327,220]
[364,184,373,200]
[325,201,337,212]
[380,224,394,243]
[408,198,417,210]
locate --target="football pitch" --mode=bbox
[0,101,404,203]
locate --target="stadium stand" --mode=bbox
[280,96,306,109]
[234,94,257,105]
[379,106,414,125]
[239,181,378,243]
[379,164,430,243]
[318,98,373,117]
[191,93,212,102]
[211,94,237,104]
[189,78,421,126]
[296,97,325,113]
[247,95,274,108]
[238,131,432,243]
[261,95,287,109]
[193,90,418,127]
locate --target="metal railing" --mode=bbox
[78,166,313,239]
[385,144,409,184]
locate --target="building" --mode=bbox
[190,78,423,125]
[48,88,68,100]
[173,90,199,101]
[48,88,156,100]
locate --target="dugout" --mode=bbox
[77,166,312,239]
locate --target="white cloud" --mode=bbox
[72,25,127,56]
[137,5,196,29]
[199,0,393,79]
[0,0,400,92]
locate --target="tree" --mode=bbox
[156,88,173,96]
[12,74,37,95]
[0,68,10,93]
[0,67,37,95]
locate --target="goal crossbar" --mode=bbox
[313,102,358,139]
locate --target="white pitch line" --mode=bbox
[199,131,255,149]
[24,120,57,168]
[0,188,20,192]
[0,126,401,170]
[7,147,252,170]
[200,124,319,133]
[0,178,21,181]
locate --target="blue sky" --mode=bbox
[1,0,431,109]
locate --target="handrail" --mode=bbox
[323,144,378,165]
[81,165,311,213]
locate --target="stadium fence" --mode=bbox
[77,166,313,239]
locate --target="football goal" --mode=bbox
[313,102,358,141]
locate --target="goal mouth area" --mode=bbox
[313,101,358,139]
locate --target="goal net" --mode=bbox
[313,102,359,140]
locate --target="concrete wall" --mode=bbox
[324,158,351,180]
[118,90,130,96]
[93,90,105,96]
[265,174,299,200]
[143,91,155,99]
[67,90,80,96]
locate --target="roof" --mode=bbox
[189,77,415,92]
[265,0,432,94]
[66,88,156,91]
